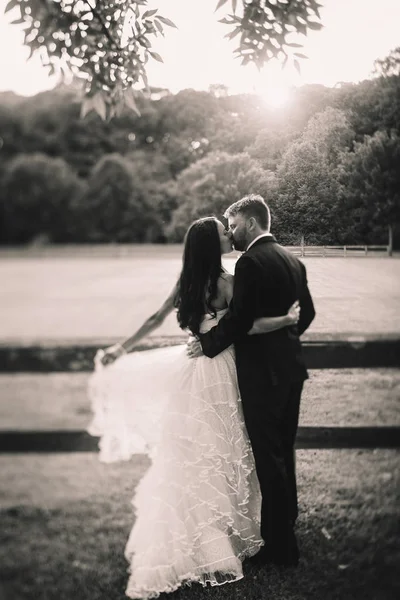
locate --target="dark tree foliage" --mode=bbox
[0,46,399,246]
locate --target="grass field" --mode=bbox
[1,367,399,599]
[1,449,399,600]
[0,249,399,342]
[1,248,399,599]
[1,369,400,430]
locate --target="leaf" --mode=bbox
[81,91,107,120]
[5,0,19,13]
[80,96,96,119]
[307,20,323,31]
[296,22,307,36]
[27,44,37,60]
[286,43,303,48]
[224,26,241,41]
[142,9,158,19]
[309,0,323,19]
[93,92,107,121]
[294,52,308,59]
[112,100,124,119]
[138,36,151,48]
[10,17,26,25]
[215,0,229,11]
[293,58,301,74]
[124,88,141,116]
[141,70,150,93]
[154,20,164,35]
[155,16,177,29]
[232,0,237,14]
[149,50,163,63]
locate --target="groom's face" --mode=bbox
[227,214,249,252]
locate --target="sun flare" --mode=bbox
[251,62,294,110]
[259,85,291,109]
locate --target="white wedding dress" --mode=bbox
[88,309,262,599]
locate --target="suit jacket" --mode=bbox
[200,237,316,389]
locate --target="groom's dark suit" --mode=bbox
[199,236,315,563]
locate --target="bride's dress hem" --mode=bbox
[125,570,244,600]
[125,539,263,599]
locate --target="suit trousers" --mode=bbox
[239,378,304,560]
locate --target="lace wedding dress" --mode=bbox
[88,309,262,599]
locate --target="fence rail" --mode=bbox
[1,426,399,453]
[1,337,399,453]
[1,336,399,372]
[0,244,392,259]
[288,245,390,257]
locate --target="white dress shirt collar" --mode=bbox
[246,233,273,252]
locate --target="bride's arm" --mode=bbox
[120,284,178,351]
[248,301,300,335]
[98,284,178,365]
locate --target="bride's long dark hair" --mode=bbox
[175,217,223,336]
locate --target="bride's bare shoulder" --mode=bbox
[218,272,234,303]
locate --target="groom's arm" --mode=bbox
[297,263,316,336]
[199,256,259,358]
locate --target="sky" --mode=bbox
[0,0,399,101]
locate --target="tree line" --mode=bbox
[0,50,399,246]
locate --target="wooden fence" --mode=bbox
[289,245,390,258]
[0,334,399,453]
[0,243,392,259]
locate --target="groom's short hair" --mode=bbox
[224,194,270,231]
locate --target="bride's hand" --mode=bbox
[187,337,203,359]
[287,301,300,325]
[95,343,126,367]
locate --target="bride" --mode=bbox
[88,217,300,599]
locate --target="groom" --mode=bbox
[187,194,315,567]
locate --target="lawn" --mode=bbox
[1,369,399,430]
[1,449,399,600]
[0,251,399,341]
[1,249,399,600]
[1,367,399,598]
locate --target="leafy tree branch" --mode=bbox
[4,0,323,119]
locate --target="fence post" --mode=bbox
[301,235,305,257]
[365,246,368,256]
[388,224,393,257]
[344,246,347,257]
